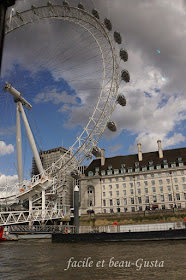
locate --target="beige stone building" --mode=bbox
[79,141,186,214]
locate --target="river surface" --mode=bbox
[0,239,186,280]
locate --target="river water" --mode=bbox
[0,239,186,280]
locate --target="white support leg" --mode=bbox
[18,102,44,175]
[29,196,33,212]
[42,190,45,218]
[16,102,23,184]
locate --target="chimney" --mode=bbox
[100,149,105,166]
[137,143,142,162]
[157,140,163,158]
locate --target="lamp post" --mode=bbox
[0,0,16,74]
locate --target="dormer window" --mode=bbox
[120,168,126,174]
[156,164,161,169]
[149,161,153,166]
[149,166,154,170]
[121,164,125,168]
[108,165,112,170]
[101,170,106,176]
[178,157,182,162]
[114,169,119,175]
[128,167,133,173]
[171,162,176,168]
[135,167,140,172]
[142,166,147,171]
[135,162,139,167]
[95,167,99,172]
[107,170,112,175]
[163,159,168,164]
[88,171,94,177]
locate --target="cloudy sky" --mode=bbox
[0,0,186,186]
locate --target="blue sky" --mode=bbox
[0,0,186,186]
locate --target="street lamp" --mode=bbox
[0,0,16,74]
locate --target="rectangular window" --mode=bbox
[123,190,126,195]
[183,184,186,190]
[103,209,106,213]
[161,195,164,202]
[110,209,113,213]
[145,196,149,203]
[136,182,140,187]
[130,183,133,188]
[123,183,126,188]
[131,207,135,212]
[110,199,113,206]
[130,189,134,195]
[152,187,156,193]
[116,184,119,189]
[138,197,142,204]
[151,180,155,185]
[109,191,112,197]
[182,177,185,182]
[117,199,120,205]
[159,180,163,185]
[176,194,180,200]
[151,174,154,178]
[102,185,105,190]
[144,181,148,186]
[184,193,186,200]
[168,194,172,201]
[153,196,157,202]
[116,191,119,197]
[137,189,141,195]
[103,200,106,206]
[123,198,127,205]
[160,186,163,193]
[108,178,112,183]
[175,185,179,191]
[131,198,134,204]
[109,185,112,190]
[174,178,178,183]
[115,178,119,182]
[145,188,148,194]
[144,175,147,179]
[166,179,170,184]
[103,192,105,197]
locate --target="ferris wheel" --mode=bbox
[2,1,129,180]
[0,1,130,224]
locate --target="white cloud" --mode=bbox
[33,90,78,105]
[0,174,18,188]
[0,141,14,156]
[109,143,123,154]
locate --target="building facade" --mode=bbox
[79,141,186,214]
[31,147,73,207]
